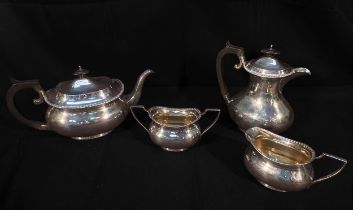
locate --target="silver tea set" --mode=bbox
[6,42,347,192]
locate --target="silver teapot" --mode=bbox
[243,127,347,192]
[6,67,154,140]
[216,42,311,133]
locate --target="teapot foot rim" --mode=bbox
[71,130,113,140]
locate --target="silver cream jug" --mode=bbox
[243,127,347,192]
[216,42,311,133]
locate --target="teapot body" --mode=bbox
[46,100,128,140]
[228,75,293,133]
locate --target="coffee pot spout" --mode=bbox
[292,67,311,77]
[279,67,311,91]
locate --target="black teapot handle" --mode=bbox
[216,41,246,103]
[6,79,50,131]
[312,153,347,184]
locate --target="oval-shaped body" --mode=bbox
[244,146,314,192]
[148,122,201,152]
[229,75,293,133]
[46,100,127,140]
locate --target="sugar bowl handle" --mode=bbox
[200,108,221,135]
[6,79,50,130]
[130,105,149,132]
[312,153,347,184]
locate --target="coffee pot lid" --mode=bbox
[44,66,124,109]
[244,45,293,78]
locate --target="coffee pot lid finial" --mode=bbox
[244,44,293,78]
[74,66,89,78]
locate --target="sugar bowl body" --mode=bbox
[131,106,220,152]
[6,67,153,139]
[217,42,311,133]
[243,127,347,192]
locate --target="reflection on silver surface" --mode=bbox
[131,106,220,152]
[216,42,311,133]
[6,67,154,139]
[243,127,347,192]
[46,100,125,139]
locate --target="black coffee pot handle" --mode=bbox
[216,41,246,104]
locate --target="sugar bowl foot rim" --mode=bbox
[162,147,187,152]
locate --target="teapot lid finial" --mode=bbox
[260,44,280,56]
[74,66,89,78]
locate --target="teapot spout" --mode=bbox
[121,69,154,107]
[279,67,311,91]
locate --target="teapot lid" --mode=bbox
[244,45,293,78]
[44,66,124,109]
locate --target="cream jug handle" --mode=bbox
[312,153,347,184]
[130,105,149,132]
[6,79,50,131]
[216,41,246,103]
[200,108,221,135]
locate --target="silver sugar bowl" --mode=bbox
[131,106,220,152]
[217,42,311,133]
[6,67,154,139]
[243,127,347,192]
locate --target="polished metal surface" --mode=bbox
[46,100,126,140]
[243,127,347,192]
[6,67,154,139]
[245,44,293,78]
[131,106,220,152]
[45,66,125,109]
[216,41,311,133]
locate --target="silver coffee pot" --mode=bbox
[6,67,153,139]
[216,42,311,133]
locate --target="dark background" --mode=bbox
[0,0,352,209]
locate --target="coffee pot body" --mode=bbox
[216,42,310,133]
